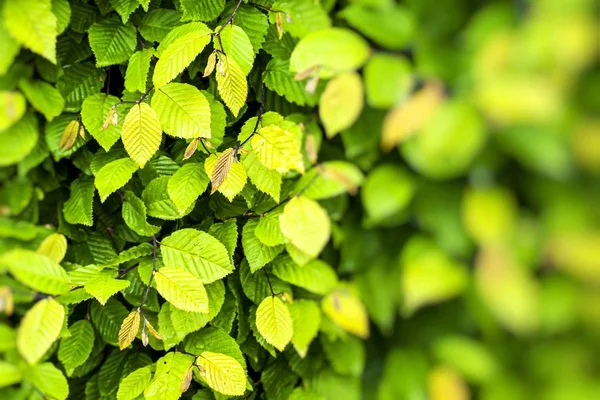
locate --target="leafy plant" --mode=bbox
[0,0,599,399]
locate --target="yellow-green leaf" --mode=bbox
[322,286,369,339]
[215,56,247,117]
[255,296,293,351]
[121,102,162,168]
[205,149,247,201]
[196,351,246,396]
[279,196,331,259]
[154,267,209,313]
[36,233,67,264]
[17,298,65,365]
[319,72,364,138]
[118,309,140,350]
[251,124,304,173]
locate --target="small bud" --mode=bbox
[180,367,193,392]
[305,74,319,95]
[78,123,85,139]
[141,329,149,347]
[112,109,118,126]
[103,106,116,130]
[217,58,228,77]
[184,138,199,160]
[204,52,217,77]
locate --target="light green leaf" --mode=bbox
[18,79,65,121]
[122,102,163,168]
[0,113,38,167]
[117,366,152,400]
[288,300,321,358]
[58,320,95,376]
[17,298,65,365]
[215,56,247,117]
[255,296,293,351]
[1,249,70,295]
[264,58,318,106]
[36,233,67,264]
[321,335,365,377]
[290,28,370,79]
[0,90,26,131]
[242,152,282,203]
[295,161,365,200]
[122,190,161,236]
[272,255,338,295]
[161,228,234,283]
[85,274,131,305]
[254,211,285,247]
[279,196,331,259]
[270,0,331,39]
[319,72,364,138]
[63,175,94,226]
[139,9,183,42]
[322,286,370,339]
[251,124,304,174]
[153,22,212,88]
[364,53,413,109]
[88,16,137,67]
[361,164,415,225]
[0,361,21,388]
[2,0,57,63]
[51,0,71,35]
[167,162,209,212]
[26,362,69,400]
[196,352,247,396]
[227,4,268,53]
[125,49,155,93]
[110,0,140,23]
[144,352,194,400]
[154,267,209,313]
[220,24,255,76]
[143,176,193,220]
[180,0,225,22]
[0,21,20,75]
[151,83,212,139]
[94,157,139,202]
[242,219,285,272]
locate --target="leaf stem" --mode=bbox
[263,268,275,297]
[139,235,159,313]
[238,83,266,148]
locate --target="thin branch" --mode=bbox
[238,83,266,148]
[263,268,275,297]
[216,0,244,36]
[139,235,158,313]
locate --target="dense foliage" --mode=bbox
[0,0,599,399]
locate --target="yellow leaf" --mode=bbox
[251,125,304,174]
[204,149,247,201]
[118,309,140,350]
[279,196,330,259]
[380,81,445,151]
[144,318,162,340]
[255,296,293,351]
[462,186,517,246]
[215,57,247,117]
[183,138,199,160]
[121,103,162,168]
[154,267,209,313]
[0,286,14,316]
[17,298,65,365]
[36,233,67,263]
[196,351,246,396]
[322,286,369,339]
[59,120,79,151]
[428,365,470,400]
[319,72,364,138]
[204,52,217,77]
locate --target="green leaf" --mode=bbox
[321,335,365,377]
[242,219,284,272]
[26,362,69,400]
[166,162,209,211]
[155,267,209,313]
[255,296,293,352]
[144,352,194,400]
[0,113,38,167]
[122,102,163,168]
[364,53,413,109]
[279,196,331,259]
[36,233,67,263]
[0,362,21,388]
[143,176,193,220]
[339,4,415,50]
[161,228,234,283]
[184,326,246,371]
[63,175,95,226]
[242,152,282,203]
[94,157,139,202]
[17,298,65,365]
[272,256,338,295]
[180,0,225,22]
[361,164,415,225]
[151,83,212,139]
[227,4,268,53]
[56,62,105,112]
[270,0,331,39]
[139,9,183,42]
[319,72,364,138]
[1,249,70,295]
[220,24,255,76]
[0,90,26,131]
[117,366,152,400]
[52,0,71,35]
[0,21,20,75]
[196,351,247,396]
[251,124,304,174]
[2,0,57,63]
[58,320,95,376]
[88,16,137,67]
[290,28,370,79]
[110,0,140,23]
[215,56,247,117]
[295,161,365,200]
[264,58,318,106]
[18,79,65,121]
[122,191,161,236]
[153,22,212,88]
[208,219,238,259]
[125,49,155,93]
[85,274,131,305]
[91,298,129,347]
[254,211,285,246]
[288,300,321,358]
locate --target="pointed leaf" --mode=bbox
[288,300,321,358]
[167,163,210,212]
[117,366,152,400]
[119,309,141,350]
[122,102,162,168]
[18,79,65,121]
[17,298,65,365]
[279,196,331,259]
[272,256,337,295]
[94,157,139,202]
[255,296,293,351]
[0,249,70,295]
[205,149,247,201]
[36,233,67,263]
[196,351,246,396]
[154,267,209,313]
[215,57,247,117]
[251,124,304,174]
[85,274,131,305]
[88,16,137,67]
[81,93,123,151]
[125,48,155,93]
[58,320,94,376]
[319,72,364,138]
[63,175,95,226]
